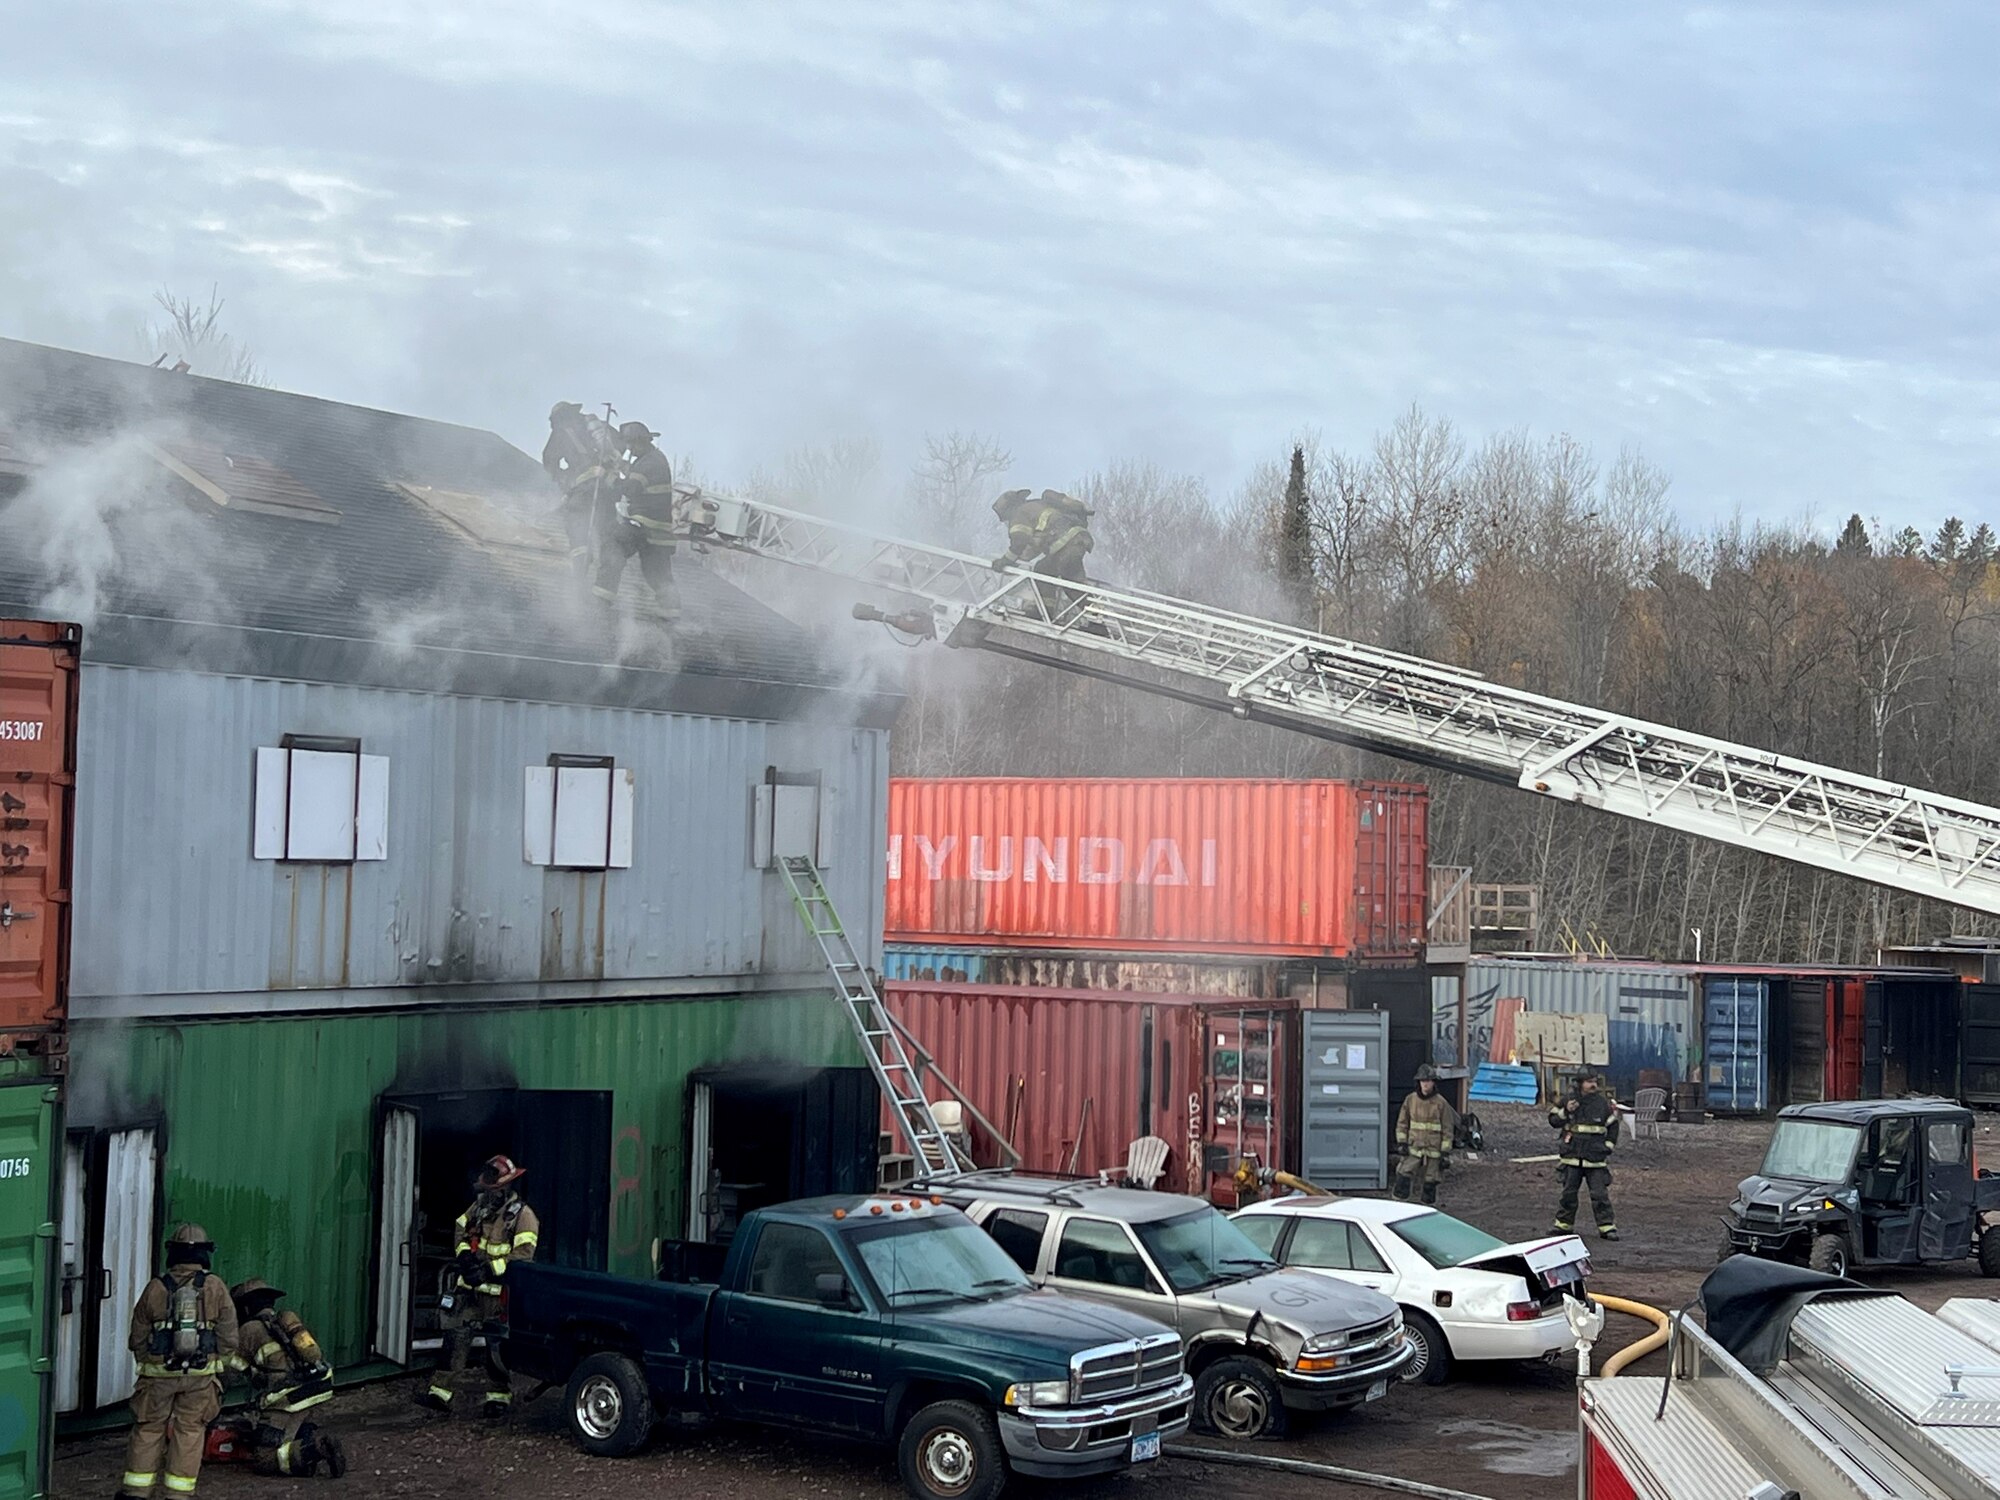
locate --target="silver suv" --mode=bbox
[937,1173,1412,1439]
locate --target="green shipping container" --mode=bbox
[0,1079,60,1500]
[62,992,866,1377]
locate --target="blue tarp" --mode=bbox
[1469,1063,1540,1103]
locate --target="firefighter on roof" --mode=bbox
[417,1154,539,1418]
[541,401,626,585]
[121,1223,239,1500]
[205,1279,346,1479]
[592,419,682,621]
[1392,1063,1456,1204]
[1551,1070,1621,1239]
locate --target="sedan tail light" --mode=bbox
[1506,1300,1554,1321]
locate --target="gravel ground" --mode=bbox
[58,1104,2000,1500]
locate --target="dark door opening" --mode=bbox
[372,1087,611,1362]
[686,1066,876,1244]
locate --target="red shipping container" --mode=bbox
[887,778,1428,959]
[0,620,79,1052]
[884,981,1294,1204]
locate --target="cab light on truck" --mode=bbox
[833,1209,847,1219]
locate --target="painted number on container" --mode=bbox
[0,719,46,742]
[0,1157,33,1180]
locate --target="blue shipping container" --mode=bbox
[881,946,992,983]
[1705,977,1767,1113]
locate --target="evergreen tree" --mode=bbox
[1834,513,1871,557]
[1932,516,1966,564]
[1278,444,1315,622]
[1891,525,1925,558]
[1969,523,1996,567]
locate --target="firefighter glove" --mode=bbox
[991,555,1015,571]
[456,1250,485,1285]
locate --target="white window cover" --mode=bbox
[752,778,833,868]
[253,745,389,861]
[524,764,634,869]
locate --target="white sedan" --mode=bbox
[1231,1197,1591,1385]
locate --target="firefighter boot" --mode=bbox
[313,1428,347,1479]
[1420,1180,1439,1206]
[482,1396,510,1421]
[414,1386,451,1416]
[1390,1174,1412,1201]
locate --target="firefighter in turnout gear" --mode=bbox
[417,1155,539,1418]
[1392,1064,1457,1204]
[1551,1071,1621,1239]
[121,1223,239,1499]
[592,420,682,620]
[991,488,1093,617]
[541,401,626,584]
[204,1280,346,1479]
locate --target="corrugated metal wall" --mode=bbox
[1458,959,1699,1097]
[68,666,888,1011]
[63,991,862,1366]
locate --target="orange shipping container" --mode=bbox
[886,777,1428,960]
[0,620,79,1052]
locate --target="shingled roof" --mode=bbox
[0,338,898,725]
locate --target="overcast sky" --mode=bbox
[3,2,1994,532]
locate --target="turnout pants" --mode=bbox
[124,1373,221,1497]
[592,518,681,617]
[1556,1164,1616,1233]
[1394,1152,1444,1202]
[428,1293,510,1408]
[1030,541,1089,618]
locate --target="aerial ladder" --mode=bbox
[680,488,2000,918]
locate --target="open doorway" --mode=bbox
[684,1066,878,1244]
[371,1087,610,1364]
[55,1125,160,1416]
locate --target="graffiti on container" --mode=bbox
[1434,983,1505,1068]
[610,1124,645,1258]
[1187,1091,1203,1194]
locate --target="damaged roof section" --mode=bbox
[0,337,899,726]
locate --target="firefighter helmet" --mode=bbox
[1415,1064,1437,1083]
[549,401,583,423]
[477,1154,525,1189]
[990,488,1033,517]
[230,1278,285,1312]
[618,420,659,447]
[166,1223,215,1265]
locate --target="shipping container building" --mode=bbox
[886,777,1428,960]
[0,337,898,1421]
[883,981,1294,1205]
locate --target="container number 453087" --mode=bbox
[0,719,46,742]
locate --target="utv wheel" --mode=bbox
[897,1400,1004,1500]
[1979,1225,2000,1279]
[1717,1229,1737,1264]
[565,1352,654,1458]
[1808,1232,1850,1279]
[1400,1311,1453,1386]
[1193,1355,1288,1439]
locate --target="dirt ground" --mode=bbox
[56,1106,2000,1500]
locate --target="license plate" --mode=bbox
[1131,1432,1162,1463]
[1365,1380,1389,1402]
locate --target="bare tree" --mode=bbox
[904,431,1012,551]
[137,285,268,385]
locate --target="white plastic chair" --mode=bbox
[1633,1087,1667,1142]
[1126,1135,1170,1189]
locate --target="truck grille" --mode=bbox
[1072,1334,1184,1402]
[1347,1316,1399,1352]
[1743,1204,1782,1225]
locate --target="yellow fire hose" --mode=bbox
[1590,1292,1670,1376]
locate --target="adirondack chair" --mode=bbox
[1632,1087,1667,1141]
[1125,1135,1170,1189]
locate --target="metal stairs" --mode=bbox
[777,855,976,1179]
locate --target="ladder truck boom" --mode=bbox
[679,490,2000,917]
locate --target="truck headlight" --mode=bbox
[1303,1331,1351,1354]
[1003,1380,1071,1409]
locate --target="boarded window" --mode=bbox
[751,770,834,868]
[253,739,388,861]
[524,757,634,870]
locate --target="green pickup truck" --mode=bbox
[504,1194,1194,1500]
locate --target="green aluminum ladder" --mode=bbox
[779,856,976,1179]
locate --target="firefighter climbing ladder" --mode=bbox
[777,854,978,1178]
[681,490,2000,915]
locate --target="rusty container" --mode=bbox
[886,777,1428,960]
[0,621,79,1055]
[884,980,1295,1205]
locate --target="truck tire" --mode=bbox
[897,1400,1005,1500]
[1979,1226,2000,1278]
[565,1351,654,1458]
[1808,1232,1850,1279]
[1717,1228,1737,1264]
[1193,1355,1288,1439]
[1400,1310,1453,1386]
